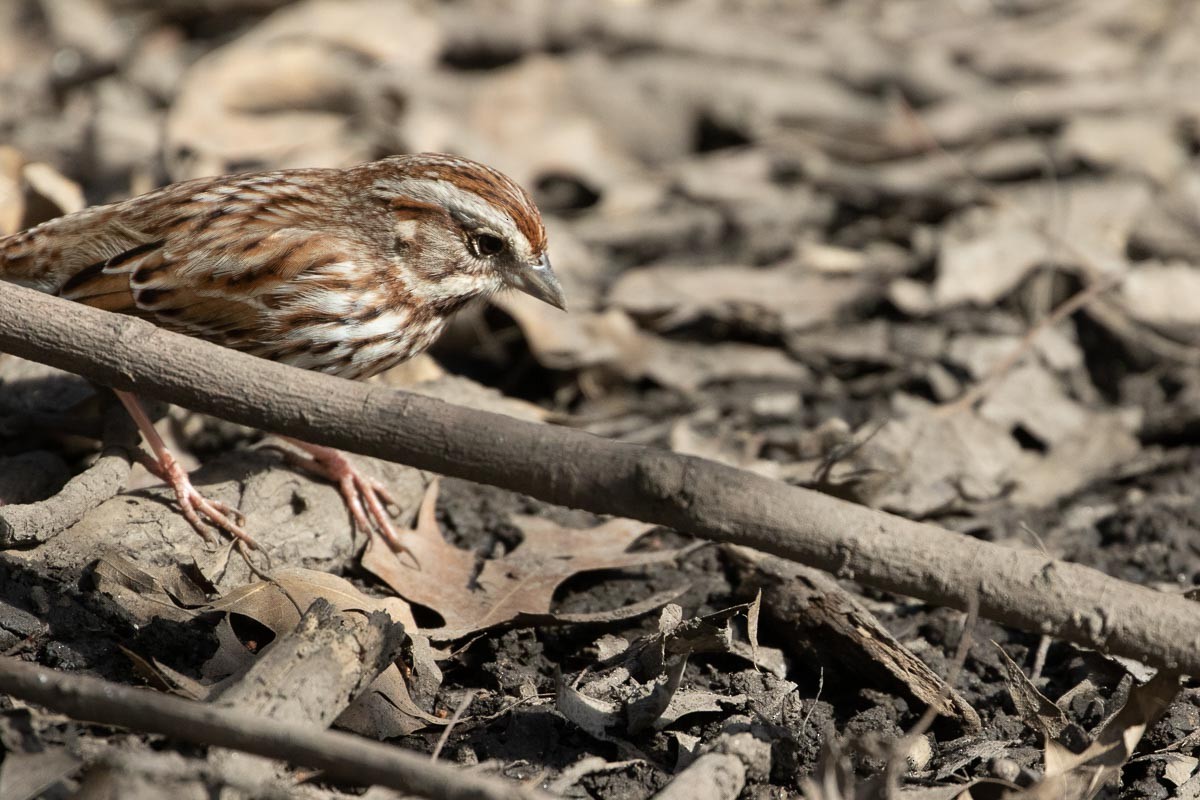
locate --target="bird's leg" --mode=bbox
[114,390,257,549]
[276,438,407,552]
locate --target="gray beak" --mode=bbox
[511,253,567,311]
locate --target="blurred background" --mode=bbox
[3,0,1199,544]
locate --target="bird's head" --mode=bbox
[366,153,566,314]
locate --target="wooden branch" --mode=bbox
[206,599,409,793]
[0,404,136,545]
[652,753,745,800]
[727,547,981,731]
[0,656,545,800]
[0,281,1197,673]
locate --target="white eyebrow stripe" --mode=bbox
[398,179,514,227]
[390,178,539,263]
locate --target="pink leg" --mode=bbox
[278,438,407,552]
[115,390,257,549]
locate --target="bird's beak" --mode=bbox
[511,253,567,311]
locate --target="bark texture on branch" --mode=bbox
[207,599,409,795]
[728,547,982,731]
[0,656,544,800]
[0,405,137,545]
[0,281,1197,673]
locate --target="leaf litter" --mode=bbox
[362,478,694,640]
[201,568,441,738]
[556,603,777,741]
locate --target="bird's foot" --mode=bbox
[279,440,410,555]
[138,449,258,549]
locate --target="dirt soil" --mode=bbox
[1,1,1200,798]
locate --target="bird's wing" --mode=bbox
[4,171,365,350]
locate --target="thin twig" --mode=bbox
[431,690,477,763]
[800,667,824,740]
[0,656,546,800]
[884,592,979,795]
[0,403,137,545]
[935,272,1122,417]
[1030,635,1052,685]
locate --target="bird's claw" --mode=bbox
[282,443,412,557]
[139,449,257,549]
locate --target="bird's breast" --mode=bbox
[261,301,450,381]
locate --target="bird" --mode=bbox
[0,153,566,551]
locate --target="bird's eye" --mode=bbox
[472,233,506,257]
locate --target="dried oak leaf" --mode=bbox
[91,551,209,625]
[993,643,1071,741]
[608,262,866,336]
[842,404,1022,516]
[934,179,1150,309]
[362,479,689,640]
[207,567,417,635]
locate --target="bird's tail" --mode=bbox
[0,221,56,292]
[0,210,102,294]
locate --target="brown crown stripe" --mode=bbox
[388,196,450,227]
[403,160,546,254]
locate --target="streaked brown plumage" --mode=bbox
[0,153,566,550]
[2,153,563,378]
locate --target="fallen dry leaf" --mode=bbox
[845,403,1022,516]
[207,567,417,632]
[91,551,207,625]
[669,416,812,482]
[976,362,1092,448]
[166,0,441,179]
[1162,753,1199,788]
[1059,114,1186,185]
[1130,170,1200,263]
[203,568,440,737]
[1009,409,1141,508]
[608,262,868,336]
[1008,670,1181,800]
[0,747,82,800]
[993,644,1070,741]
[401,53,651,196]
[934,180,1150,308]
[363,479,689,640]
[503,303,813,392]
[1119,261,1200,335]
[558,654,691,740]
[557,603,762,739]
[593,602,777,678]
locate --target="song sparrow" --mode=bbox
[0,153,566,551]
